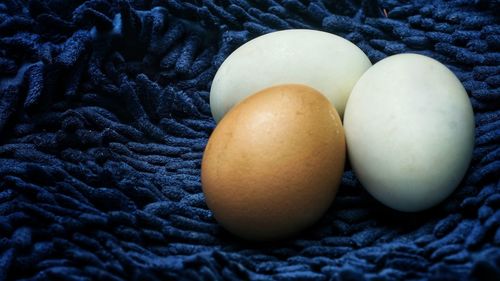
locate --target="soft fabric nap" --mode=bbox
[0,0,499,280]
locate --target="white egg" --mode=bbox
[344,54,475,212]
[210,29,371,122]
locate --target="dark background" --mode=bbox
[0,0,499,280]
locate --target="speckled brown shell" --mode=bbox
[202,84,345,241]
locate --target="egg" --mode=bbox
[344,54,475,212]
[202,84,345,240]
[210,29,371,122]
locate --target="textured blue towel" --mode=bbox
[0,0,499,280]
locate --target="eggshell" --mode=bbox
[202,84,345,240]
[210,29,372,122]
[344,54,475,212]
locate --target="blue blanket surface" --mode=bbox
[0,0,499,280]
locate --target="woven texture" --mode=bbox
[0,0,499,280]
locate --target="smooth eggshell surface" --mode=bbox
[202,84,345,240]
[344,54,475,212]
[210,29,372,122]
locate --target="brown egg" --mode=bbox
[201,84,345,240]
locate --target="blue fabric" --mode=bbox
[0,0,499,280]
